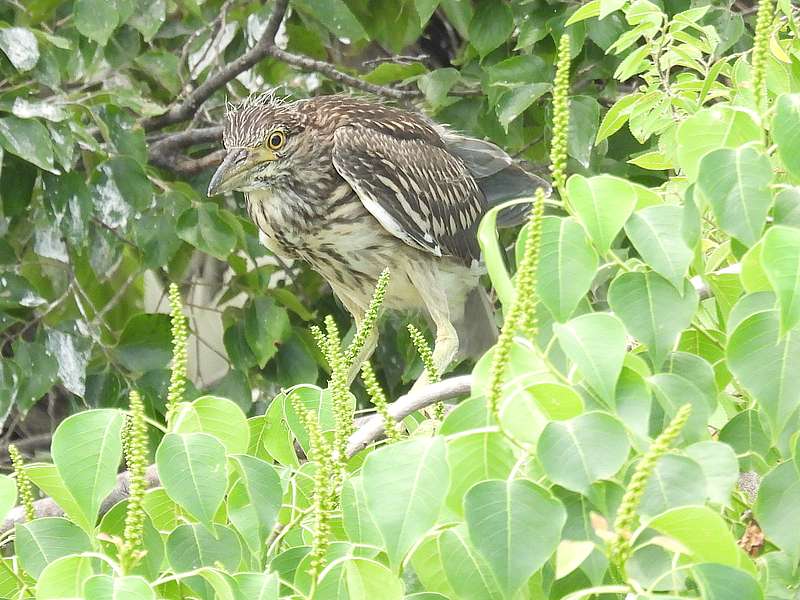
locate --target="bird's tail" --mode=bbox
[454,285,498,362]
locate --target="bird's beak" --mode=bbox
[208,149,248,196]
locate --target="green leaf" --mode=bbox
[464,479,566,597]
[496,83,551,131]
[685,441,739,506]
[676,106,762,181]
[414,0,439,25]
[0,28,39,71]
[233,572,280,600]
[166,523,242,572]
[727,309,800,439]
[692,564,763,600]
[565,1,600,25]
[468,0,513,57]
[537,411,630,493]
[718,409,770,470]
[647,506,755,574]
[624,205,695,289]
[536,216,598,322]
[773,93,800,180]
[0,116,56,173]
[114,314,172,372]
[608,272,698,369]
[177,203,237,260]
[363,62,427,85]
[639,454,706,518]
[754,462,800,558]
[227,454,282,557]
[35,555,94,600]
[411,526,502,600]
[596,93,641,144]
[0,475,15,523]
[316,557,404,600]
[172,395,250,455]
[696,146,773,247]
[25,464,87,532]
[155,432,227,528]
[445,432,516,517]
[762,225,800,333]
[568,96,601,167]
[566,174,637,255]
[74,0,120,45]
[292,0,368,42]
[554,313,627,405]
[362,437,449,569]
[84,575,156,600]
[15,518,91,578]
[342,476,383,547]
[418,68,460,109]
[51,409,124,533]
[244,297,291,368]
[127,0,166,41]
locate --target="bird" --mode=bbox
[208,92,549,380]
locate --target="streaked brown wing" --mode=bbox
[331,125,486,264]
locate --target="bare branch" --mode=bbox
[0,375,473,533]
[142,0,290,131]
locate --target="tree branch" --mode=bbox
[0,375,473,534]
[142,0,290,131]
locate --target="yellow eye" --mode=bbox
[267,131,286,150]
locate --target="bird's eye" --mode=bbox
[267,131,286,150]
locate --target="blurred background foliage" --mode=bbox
[0,0,764,459]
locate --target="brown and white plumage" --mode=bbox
[209,93,549,377]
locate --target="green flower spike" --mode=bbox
[361,360,402,443]
[407,324,444,420]
[550,33,572,196]
[8,445,35,523]
[120,390,149,574]
[166,283,188,425]
[751,0,774,113]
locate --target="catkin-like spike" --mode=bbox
[291,394,334,585]
[610,403,693,569]
[324,315,353,462]
[345,269,389,368]
[407,324,444,419]
[550,34,572,195]
[166,283,189,425]
[120,390,149,574]
[751,0,774,112]
[9,445,35,522]
[361,361,402,442]
[487,188,547,420]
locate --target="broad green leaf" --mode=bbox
[675,106,762,181]
[649,373,711,443]
[762,225,800,333]
[755,462,800,558]
[773,93,800,180]
[0,28,39,71]
[692,564,763,600]
[727,310,800,439]
[696,146,773,247]
[0,475,15,521]
[496,83,551,131]
[569,96,601,167]
[465,479,566,597]
[418,68,460,109]
[647,506,755,574]
[445,432,516,517]
[0,116,56,173]
[25,464,87,531]
[233,572,280,600]
[625,205,694,289]
[227,454,282,557]
[74,0,119,44]
[536,216,598,322]
[155,432,227,527]
[639,455,706,518]
[685,442,739,506]
[177,203,237,260]
[166,523,242,572]
[718,409,771,469]
[362,437,449,569]
[84,575,156,600]
[51,409,124,533]
[15,518,91,578]
[128,0,165,41]
[565,1,600,25]
[316,557,404,600]
[555,540,596,580]
[245,297,291,368]
[554,312,627,405]
[499,383,584,446]
[293,0,367,42]
[35,555,94,599]
[342,477,383,548]
[97,500,164,581]
[566,174,637,254]
[468,0,513,57]
[114,314,172,373]
[608,272,698,369]
[411,526,503,600]
[172,395,250,454]
[537,412,630,493]
[596,93,641,144]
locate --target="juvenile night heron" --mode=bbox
[208,93,549,377]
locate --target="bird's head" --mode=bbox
[208,94,313,195]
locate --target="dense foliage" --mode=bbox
[2,0,800,598]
